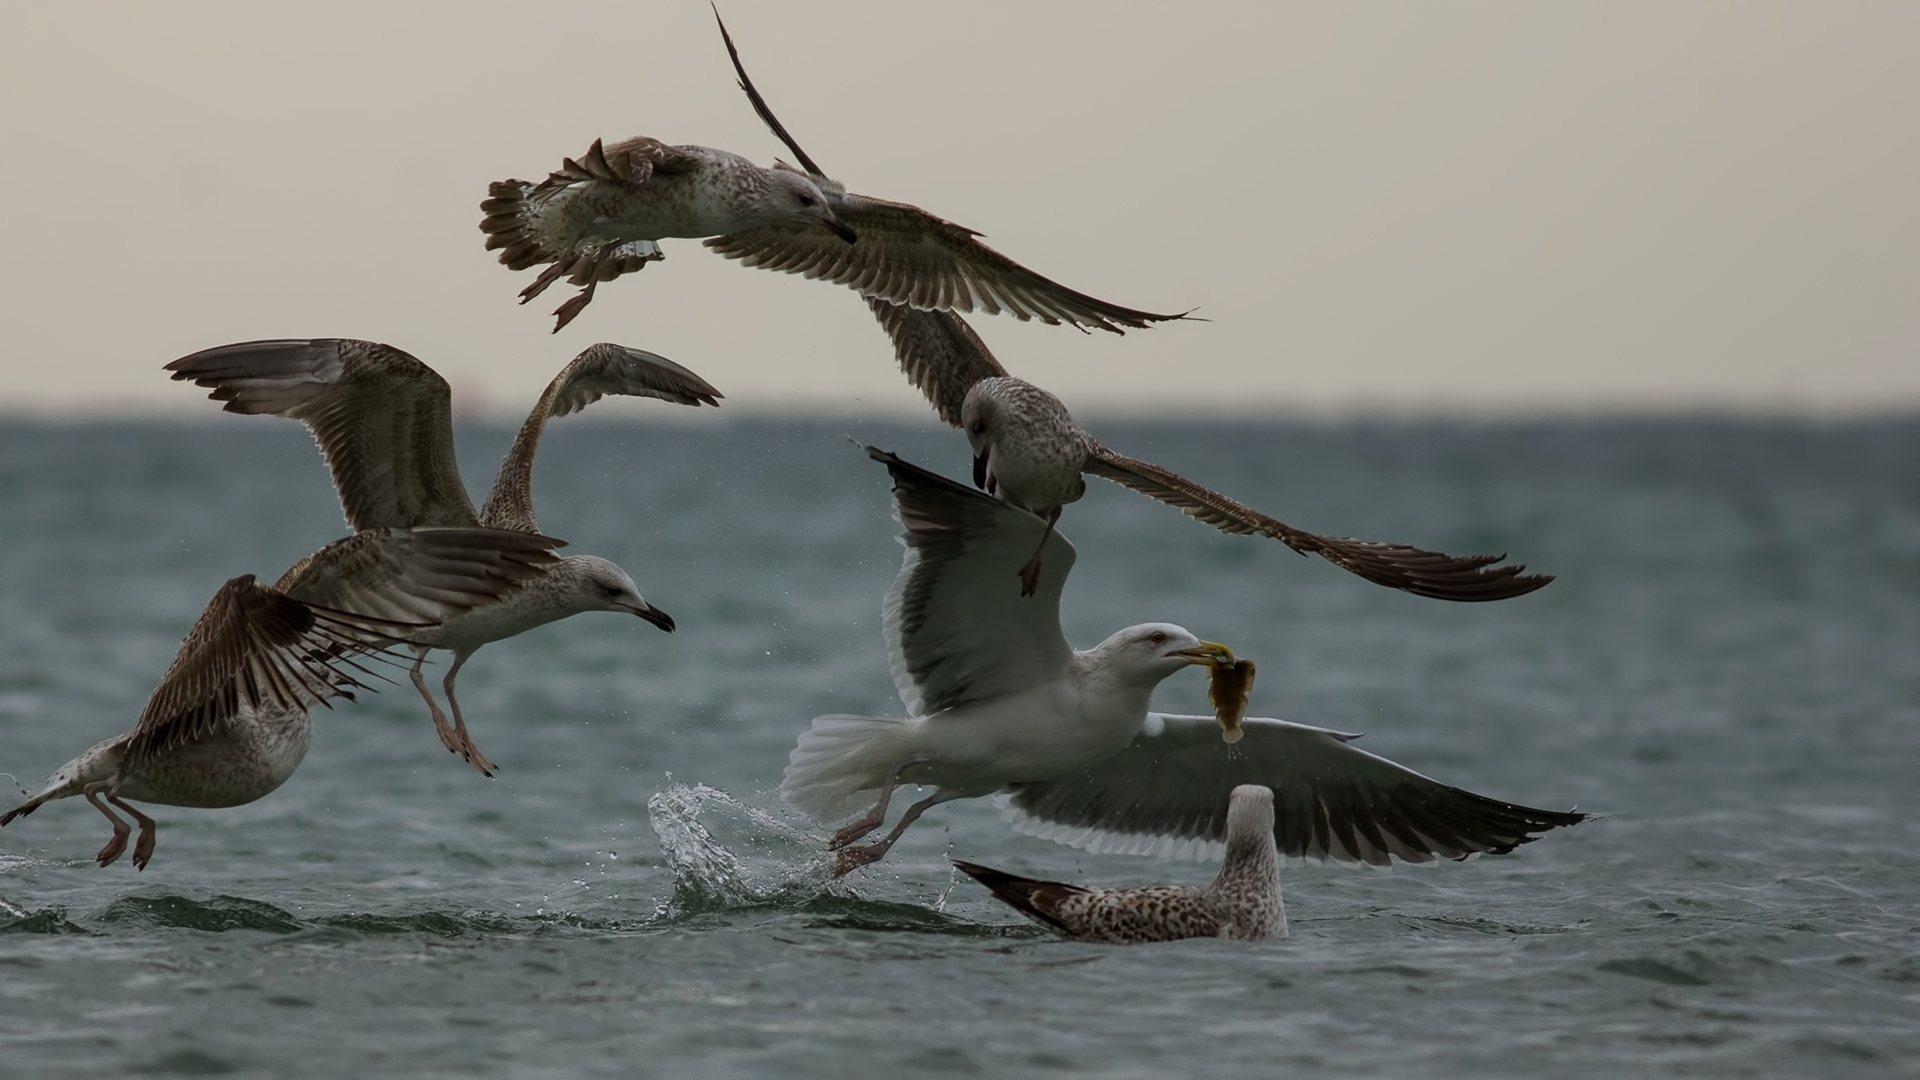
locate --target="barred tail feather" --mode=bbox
[479,180,551,271]
[781,714,912,822]
[951,859,1082,934]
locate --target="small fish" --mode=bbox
[1208,658,1257,743]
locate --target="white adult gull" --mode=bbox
[868,298,1553,600]
[478,10,1190,336]
[954,785,1286,944]
[165,338,721,776]
[781,448,1587,875]
[0,526,560,869]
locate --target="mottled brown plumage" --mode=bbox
[167,339,713,773]
[1,526,559,869]
[955,786,1286,944]
[709,11,1189,336]
[482,136,850,331]
[475,14,1190,335]
[868,302,1553,602]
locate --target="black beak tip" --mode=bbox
[830,221,857,244]
[642,608,675,633]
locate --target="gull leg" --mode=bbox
[442,650,497,778]
[109,794,159,871]
[550,280,598,332]
[829,756,921,850]
[517,259,571,303]
[834,789,963,877]
[410,648,463,757]
[83,782,131,868]
[1016,508,1063,597]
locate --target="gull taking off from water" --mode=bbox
[478,10,1190,335]
[0,526,560,869]
[955,785,1286,944]
[782,449,1586,876]
[166,339,721,776]
[868,298,1552,600]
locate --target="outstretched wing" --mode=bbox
[274,526,564,627]
[712,5,828,179]
[123,575,418,768]
[166,339,478,530]
[1083,446,1552,602]
[709,194,1190,334]
[870,447,1075,716]
[480,344,724,532]
[708,9,1186,335]
[1004,714,1589,865]
[865,297,1009,426]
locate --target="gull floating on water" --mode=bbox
[954,785,1286,944]
[166,338,721,776]
[478,10,1190,336]
[0,526,559,869]
[868,298,1552,600]
[781,447,1587,875]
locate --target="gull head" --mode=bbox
[566,556,674,632]
[960,377,1088,510]
[1222,785,1279,864]
[1093,623,1233,683]
[1228,780,1274,857]
[760,168,855,243]
[1226,785,1277,838]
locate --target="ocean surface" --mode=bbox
[0,415,1916,1078]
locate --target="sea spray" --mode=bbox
[646,782,841,916]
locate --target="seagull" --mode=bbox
[478,10,1190,335]
[781,447,1586,876]
[0,526,560,869]
[954,785,1286,944]
[867,297,1553,600]
[165,338,722,776]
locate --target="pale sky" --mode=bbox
[2,1,1914,418]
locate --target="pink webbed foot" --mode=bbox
[131,820,158,871]
[833,843,889,877]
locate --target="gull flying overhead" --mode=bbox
[780,447,1586,876]
[868,298,1554,600]
[955,785,1286,944]
[477,10,1190,336]
[1,527,560,869]
[166,338,721,776]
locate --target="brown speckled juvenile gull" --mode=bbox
[868,298,1554,601]
[477,11,1190,335]
[782,448,1586,877]
[166,338,722,776]
[0,527,560,869]
[955,785,1286,944]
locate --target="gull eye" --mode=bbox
[797,193,815,207]
[1149,631,1167,646]
[604,585,623,598]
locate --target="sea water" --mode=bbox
[1,416,1916,1077]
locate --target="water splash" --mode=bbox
[646,782,840,917]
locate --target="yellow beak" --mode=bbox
[1170,640,1236,668]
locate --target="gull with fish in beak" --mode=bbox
[783,448,1587,876]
